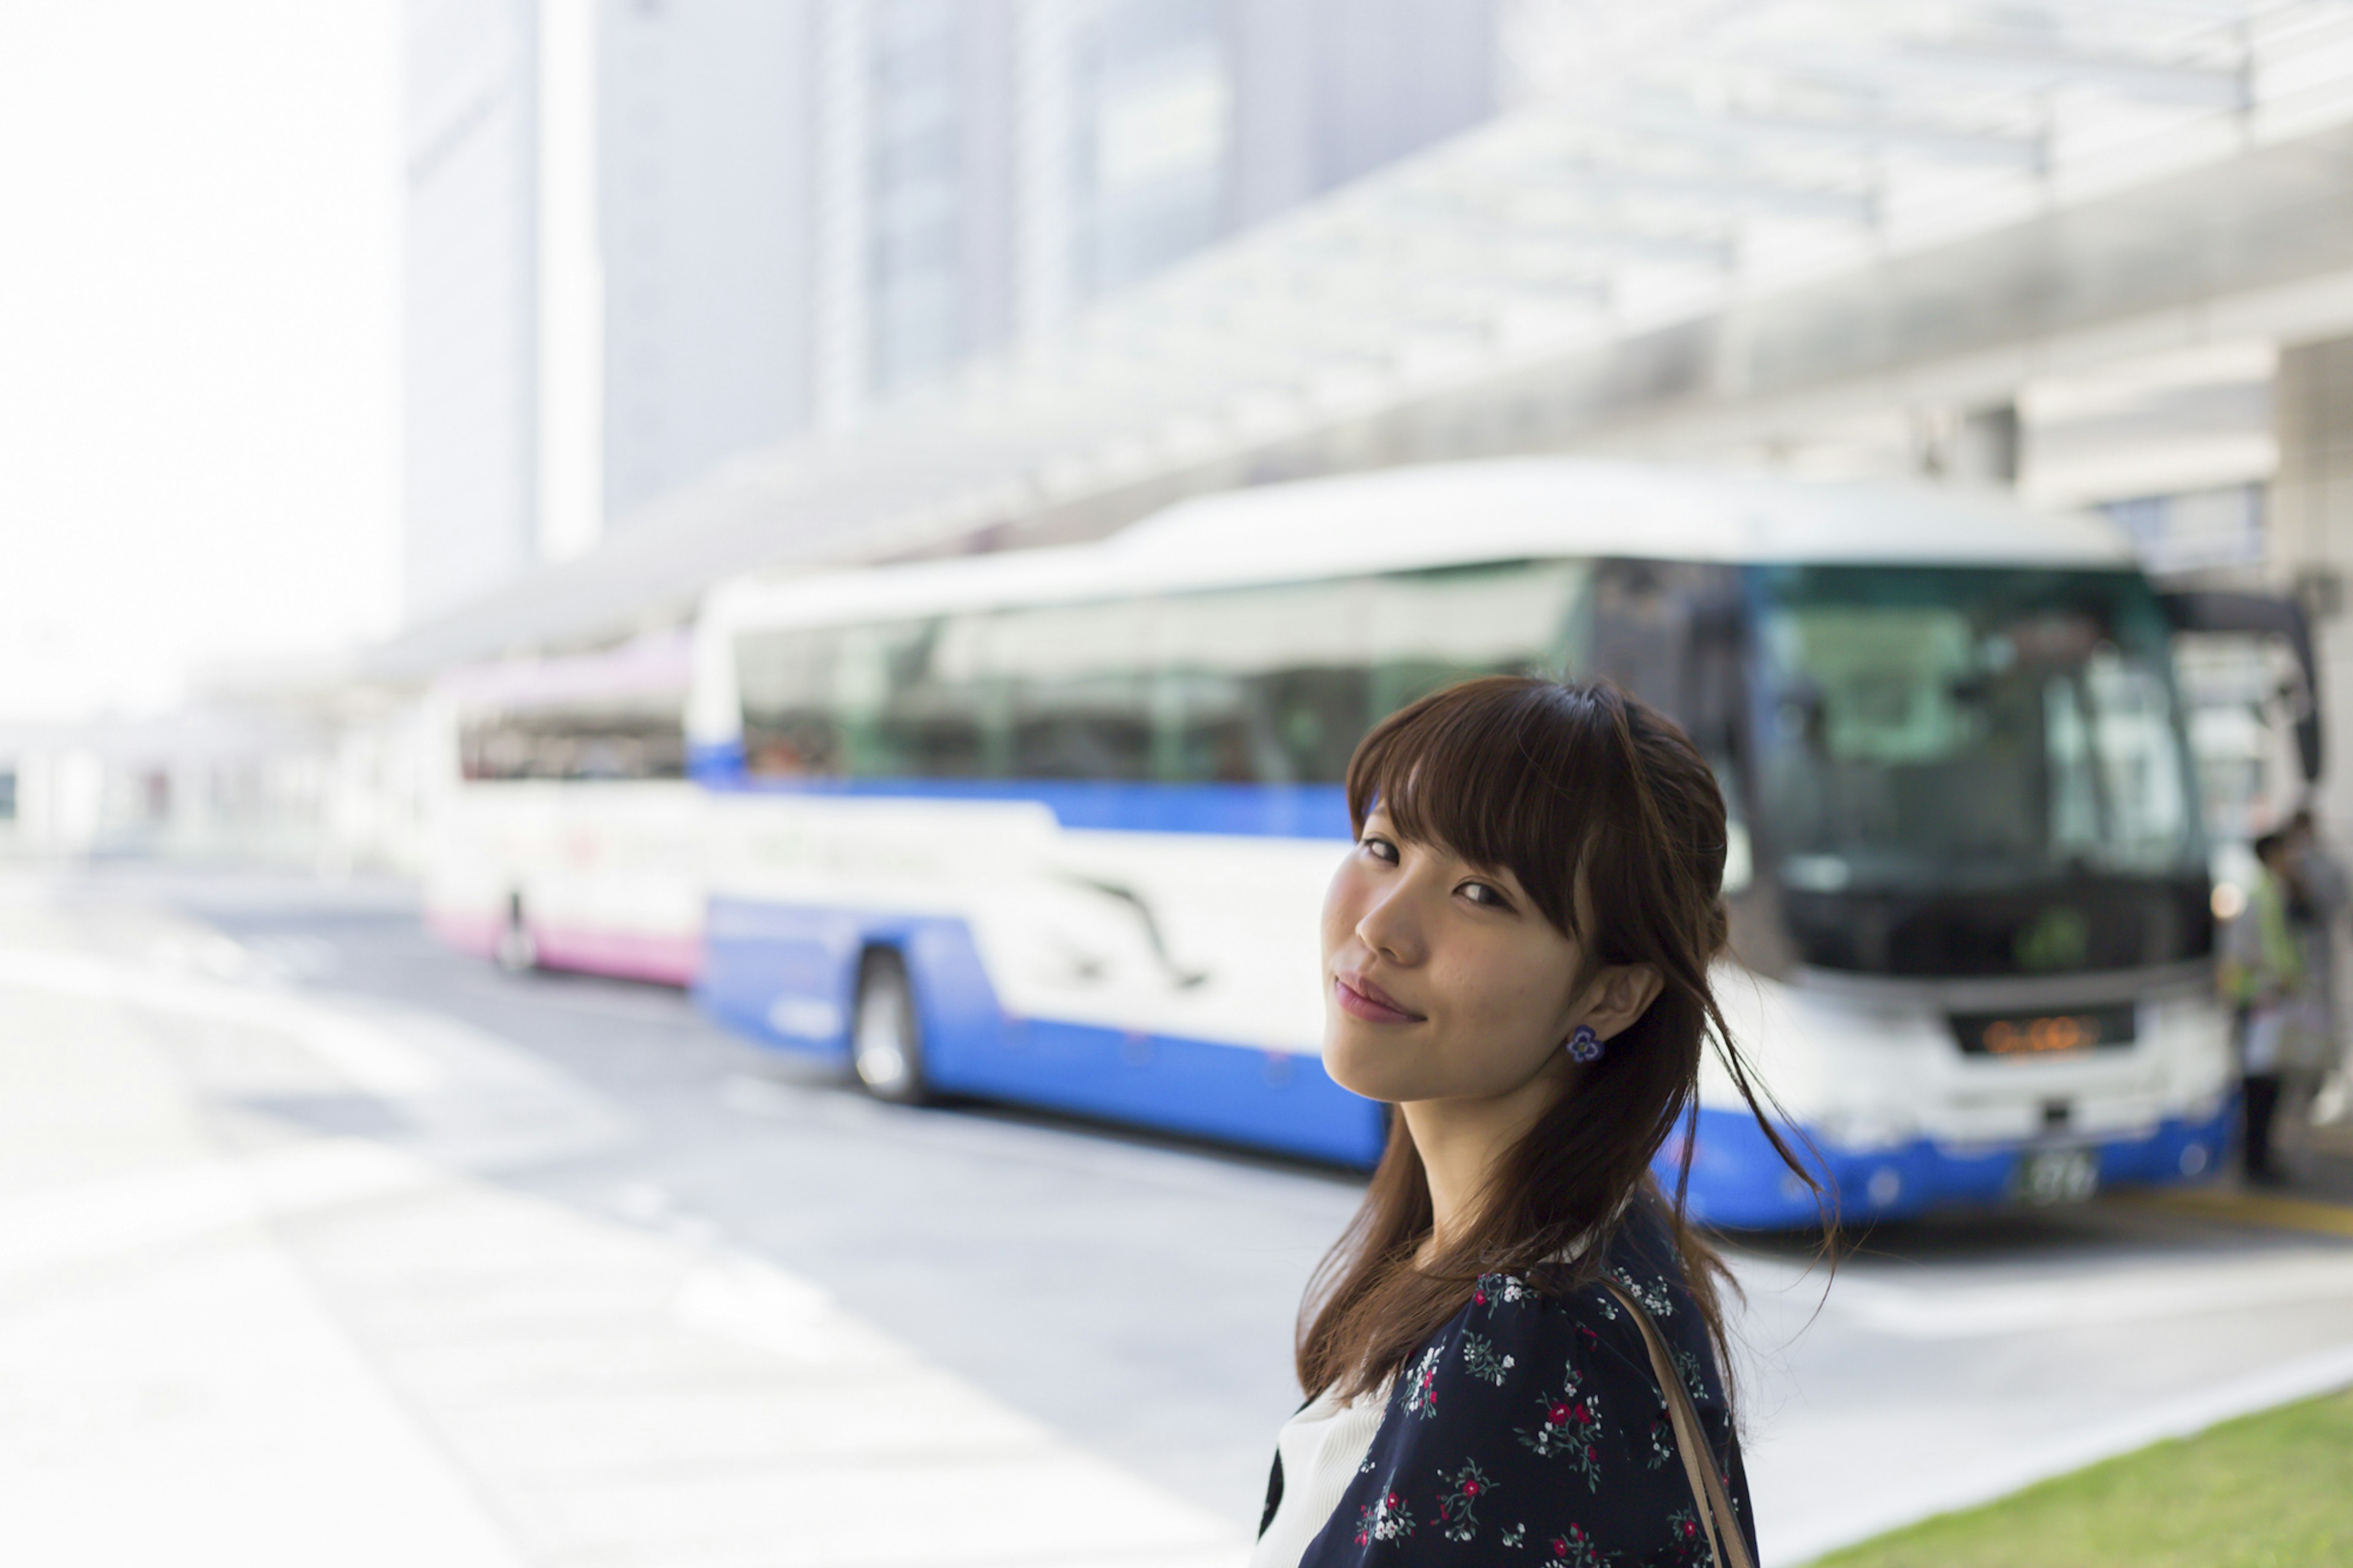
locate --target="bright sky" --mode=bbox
[0,1,401,722]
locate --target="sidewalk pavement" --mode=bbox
[0,895,1250,1568]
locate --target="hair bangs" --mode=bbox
[1346,678,1603,941]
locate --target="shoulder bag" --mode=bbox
[1603,1282,1756,1568]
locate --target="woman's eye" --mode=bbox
[1360,835,1400,864]
[1460,881,1510,909]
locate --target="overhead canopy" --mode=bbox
[367,0,2353,681]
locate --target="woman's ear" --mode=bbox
[1582,963,1664,1043]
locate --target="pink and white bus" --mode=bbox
[422,631,706,987]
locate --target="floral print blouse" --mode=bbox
[1259,1203,1754,1567]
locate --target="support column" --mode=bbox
[813,0,871,431]
[2273,337,2353,833]
[1012,0,1075,344]
[536,0,602,562]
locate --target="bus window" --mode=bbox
[897,618,1004,778]
[839,620,996,778]
[1584,559,1744,748]
[982,600,1154,780]
[1369,561,1590,717]
[733,559,1589,787]
[737,627,846,776]
[2173,632,2306,846]
[458,706,687,781]
[1154,579,1368,784]
[1750,564,2208,976]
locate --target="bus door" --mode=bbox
[2160,590,2324,901]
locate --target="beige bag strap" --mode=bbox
[1604,1284,1754,1568]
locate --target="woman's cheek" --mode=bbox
[1449,972,1555,1087]
[1318,860,1365,961]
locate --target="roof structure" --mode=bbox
[369,0,2353,681]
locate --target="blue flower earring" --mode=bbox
[1566,1024,1605,1063]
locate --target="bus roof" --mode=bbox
[710,459,2140,631]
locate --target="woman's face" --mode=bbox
[1320,807,1597,1107]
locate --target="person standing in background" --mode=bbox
[2222,831,2317,1184]
[2286,809,2350,1131]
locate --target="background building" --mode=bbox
[401,0,544,624]
[402,0,1500,618]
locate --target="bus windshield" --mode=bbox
[1750,564,2203,896]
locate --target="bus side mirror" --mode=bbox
[2161,590,2323,785]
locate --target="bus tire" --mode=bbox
[851,950,927,1104]
[494,894,537,973]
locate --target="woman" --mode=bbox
[1253,677,1816,1567]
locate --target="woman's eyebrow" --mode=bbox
[1447,854,1519,887]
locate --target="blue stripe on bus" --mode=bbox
[688,743,1355,839]
[1663,1102,2235,1229]
[688,740,746,784]
[696,896,1389,1165]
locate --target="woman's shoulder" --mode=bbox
[1374,1202,1732,1461]
[1299,1211,1742,1562]
[1455,1205,1713,1365]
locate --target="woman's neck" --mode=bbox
[1402,1059,1577,1263]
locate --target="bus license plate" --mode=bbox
[2013,1148,2099,1205]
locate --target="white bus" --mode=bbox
[675,459,2318,1224]
[423,631,706,986]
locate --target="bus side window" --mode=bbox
[1368,561,1591,721]
[458,708,686,781]
[985,602,1155,781]
[737,627,846,777]
[1155,581,1367,784]
[832,619,998,779]
[1584,558,1752,879]
[1586,562,1735,719]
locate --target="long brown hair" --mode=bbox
[1296,676,1819,1403]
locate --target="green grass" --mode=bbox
[1813,1386,2353,1568]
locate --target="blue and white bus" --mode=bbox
[681,459,2313,1227]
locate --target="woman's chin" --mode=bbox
[1320,1029,1422,1104]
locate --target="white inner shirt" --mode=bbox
[1249,1374,1394,1568]
[1251,1235,1599,1566]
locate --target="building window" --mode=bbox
[1073,0,1230,300]
[868,0,966,393]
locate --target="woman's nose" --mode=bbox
[1355,881,1425,967]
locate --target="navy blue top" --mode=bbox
[1262,1200,1754,1566]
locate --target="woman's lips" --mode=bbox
[1334,971,1425,1024]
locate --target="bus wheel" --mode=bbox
[494,895,537,972]
[851,951,926,1104]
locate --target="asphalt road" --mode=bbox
[10,865,2353,1566]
